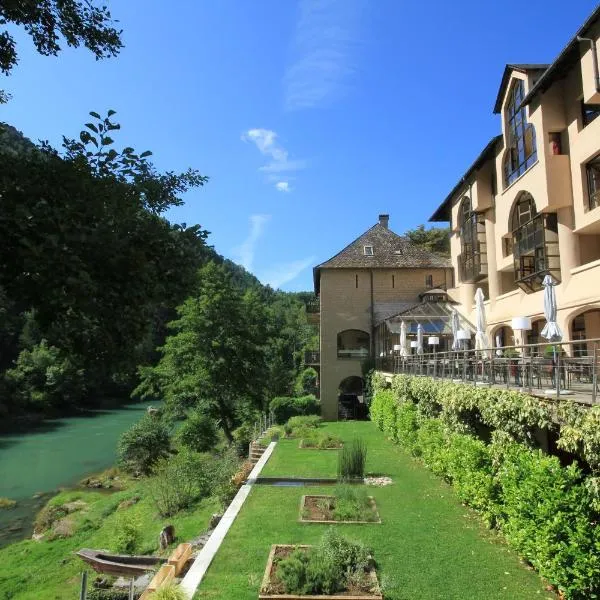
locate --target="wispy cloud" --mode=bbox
[283,0,365,111]
[242,128,306,192]
[261,256,316,289]
[232,214,271,271]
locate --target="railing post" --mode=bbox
[556,349,561,400]
[80,571,88,600]
[593,342,598,405]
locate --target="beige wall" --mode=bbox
[319,267,451,420]
[443,43,600,352]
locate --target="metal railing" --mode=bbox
[304,350,320,365]
[375,338,600,404]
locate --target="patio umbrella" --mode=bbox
[495,333,503,357]
[399,321,409,358]
[474,288,490,359]
[451,309,460,351]
[541,275,563,342]
[416,324,424,355]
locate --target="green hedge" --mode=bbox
[370,374,600,599]
[269,394,320,424]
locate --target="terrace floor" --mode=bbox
[194,422,555,600]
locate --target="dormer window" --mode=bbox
[504,80,537,186]
[363,245,374,256]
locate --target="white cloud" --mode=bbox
[261,256,316,289]
[232,214,271,271]
[283,0,365,111]
[275,181,290,192]
[242,128,306,191]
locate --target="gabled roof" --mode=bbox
[383,301,476,334]
[493,64,549,114]
[429,135,502,223]
[522,6,600,108]
[313,222,451,294]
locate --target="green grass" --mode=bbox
[195,422,554,600]
[0,476,219,600]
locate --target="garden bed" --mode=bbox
[298,441,342,450]
[299,496,380,524]
[259,545,382,600]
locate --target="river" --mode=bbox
[0,402,158,547]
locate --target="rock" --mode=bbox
[114,572,153,591]
[31,532,45,542]
[51,517,75,538]
[364,476,393,487]
[159,524,175,550]
[209,513,222,529]
[62,500,87,513]
[0,497,17,510]
[117,496,140,510]
[190,530,212,549]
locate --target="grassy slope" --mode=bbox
[196,422,554,600]
[0,479,218,600]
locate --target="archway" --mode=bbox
[337,376,366,421]
[491,324,514,353]
[568,307,600,357]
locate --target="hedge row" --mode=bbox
[269,394,320,424]
[370,375,600,600]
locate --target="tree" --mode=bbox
[177,410,219,453]
[117,414,171,475]
[134,261,268,442]
[1,1,122,101]
[404,224,450,255]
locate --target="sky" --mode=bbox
[2,0,599,291]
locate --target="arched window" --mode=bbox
[510,193,560,292]
[504,81,537,186]
[337,330,370,359]
[458,197,487,282]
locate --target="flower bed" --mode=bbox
[259,544,382,600]
[299,495,380,524]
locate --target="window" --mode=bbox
[363,245,373,256]
[458,197,487,282]
[337,330,370,359]
[586,155,600,211]
[504,81,537,185]
[502,237,514,258]
[425,274,433,288]
[582,101,600,127]
[511,193,561,292]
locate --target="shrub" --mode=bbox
[110,513,141,554]
[286,414,321,434]
[332,485,376,522]
[117,414,170,475]
[87,589,131,600]
[258,425,285,446]
[338,439,367,481]
[149,449,213,517]
[300,431,342,449]
[148,583,187,600]
[295,367,318,396]
[232,422,254,456]
[177,410,218,453]
[270,395,320,424]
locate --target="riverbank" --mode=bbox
[0,469,221,600]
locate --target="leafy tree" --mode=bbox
[1,1,122,101]
[134,261,268,442]
[404,224,450,255]
[116,414,171,475]
[177,410,219,453]
[296,367,318,397]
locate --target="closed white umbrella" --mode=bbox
[541,275,563,342]
[417,323,424,355]
[495,333,503,357]
[399,321,409,358]
[451,309,461,351]
[474,288,490,359]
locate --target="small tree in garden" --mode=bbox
[338,439,367,481]
[117,414,170,475]
[177,409,219,453]
[295,367,318,396]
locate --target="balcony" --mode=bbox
[304,350,320,366]
[305,299,320,325]
[459,252,486,283]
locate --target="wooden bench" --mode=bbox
[139,564,175,600]
[168,542,193,576]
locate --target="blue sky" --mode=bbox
[2,0,598,291]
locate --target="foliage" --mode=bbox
[332,485,377,522]
[232,422,255,456]
[285,414,322,432]
[117,415,171,475]
[404,224,450,255]
[370,376,600,599]
[149,449,213,517]
[86,589,131,600]
[338,438,367,481]
[270,395,320,424]
[0,497,16,509]
[177,410,218,453]
[295,367,318,396]
[300,430,342,449]
[148,583,187,600]
[275,529,372,595]
[258,425,285,446]
[110,512,142,554]
[0,1,122,101]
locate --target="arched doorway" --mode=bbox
[569,308,600,357]
[338,376,366,421]
[492,325,514,353]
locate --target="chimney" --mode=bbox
[379,214,389,229]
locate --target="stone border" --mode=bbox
[298,441,343,449]
[298,495,381,524]
[259,544,383,600]
[180,442,277,599]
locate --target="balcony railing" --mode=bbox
[304,350,320,365]
[375,338,600,405]
[305,299,320,314]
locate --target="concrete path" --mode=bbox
[180,442,277,599]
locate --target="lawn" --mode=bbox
[195,421,554,600]
[0,477,219,600]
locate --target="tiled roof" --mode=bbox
[313,222,451,294]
